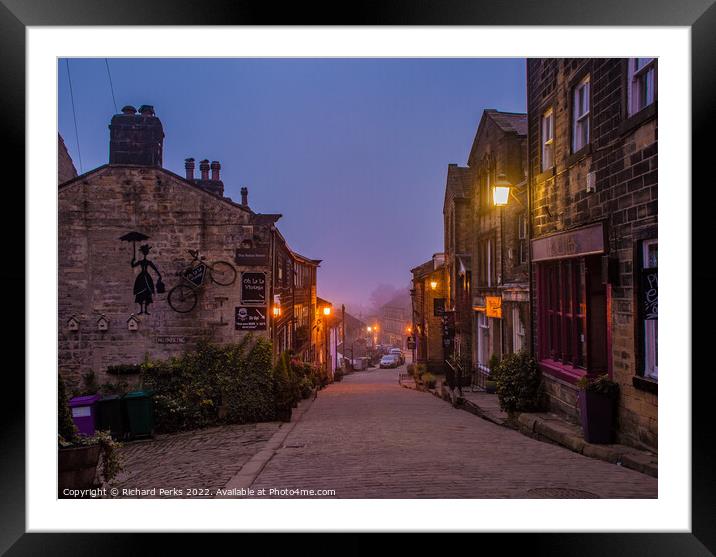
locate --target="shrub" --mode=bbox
[406,363,416,377]
[107,364,141,376]
[58,374,123,485]
[58,374,78,442]
[141,336,276,433]
[576,374,619,399]
[420,372,436,389]
[493,351,544,413]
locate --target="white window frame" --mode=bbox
[512,307,525,353]
[572,75,590,153]
[643,239,658,380]
[628,58,657,116]
[518,213,527,264]
[477,312,490,368]
[541,108,554,171]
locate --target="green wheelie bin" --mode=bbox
[122,390,155,439]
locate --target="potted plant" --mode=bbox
[58,375,123,496]
[576,374,620,444]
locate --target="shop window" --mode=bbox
[641,240,658,380]
[628,58,656,116]
[538,257,607,373]
[572,75,590,153]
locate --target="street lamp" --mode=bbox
[272,306,281,317]
[430,280,438,290]
[493,174,512,207]
[323,306,331,316]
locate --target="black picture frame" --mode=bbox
[4,0,714,553]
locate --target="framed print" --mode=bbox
[5,0,715,553]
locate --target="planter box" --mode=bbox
[58,444,101,495]
[578,390,616,444]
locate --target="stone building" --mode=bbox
[58,134,77,184]
[442,163,476,364]
[378,290,411,349]
[58,105,321,390]
[270,226,321,364]
[527,58,658,450]
[467,110,530,377]
[410,253,447,372]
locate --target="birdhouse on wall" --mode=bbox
[97,315,109,331]
[67,316,79,332]
[127,315,140,331]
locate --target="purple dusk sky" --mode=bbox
[58,58,526,310]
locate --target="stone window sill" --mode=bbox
[535,167,555,183]
[618,102,657,137]
[566,144,592,167]
[633,375,658,394]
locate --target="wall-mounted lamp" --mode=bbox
[493,174,512,207]
[430,280,438,290]
[272,306,281,317]
[323,306,331,316]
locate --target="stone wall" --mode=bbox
[58,165,270,391]
[527,58,657,451]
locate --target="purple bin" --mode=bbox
[69,394,101,436]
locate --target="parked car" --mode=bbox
[379,354,399,369]
[389,348,405,365]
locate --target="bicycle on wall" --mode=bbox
[167,250,237,313]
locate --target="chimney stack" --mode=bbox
[199,159,210,181]
[185,158,195,180]
[241,187,248,206]
[109,103,164,166]
[210,161,221,181]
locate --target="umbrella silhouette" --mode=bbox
[119,231,149,260]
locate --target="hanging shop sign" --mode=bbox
[241,272,266,304]
[531,222,606,262]
[407,336,416,349]
[235,306,267,330]
[235,245,269,267]
[485,296,502,319]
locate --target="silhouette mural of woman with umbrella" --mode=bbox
[120,232,164,315]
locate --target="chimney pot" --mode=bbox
[240,187,248,206]
[109,104,164,166]
[185,158,195,180]
[199,159,210,180]
[210,161,221,181]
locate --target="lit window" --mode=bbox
[628,58,656,116]
[513,307,525,353]
[572,75,590,153]
[541,108,554,171]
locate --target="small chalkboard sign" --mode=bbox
[235,307,267,330]
[641,268,657,320]
[184,264,206,287]
[241,272,266,304]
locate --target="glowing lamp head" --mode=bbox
[323,307,331,316]
[272,306,281,317]
[367,326,372,333]
[493,174,512,206]
[430,280,438,290]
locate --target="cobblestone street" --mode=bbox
[249,366,657,498]
[111,364,656,499]
[113,422,281,498]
